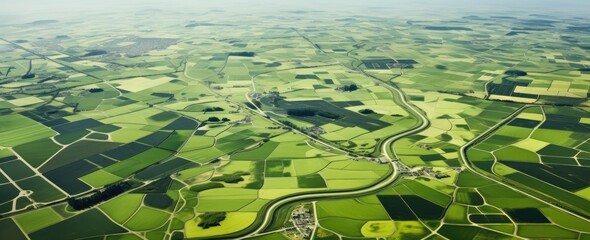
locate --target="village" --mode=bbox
[283,204,315,239]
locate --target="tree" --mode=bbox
[67,181,133,210]
[207,117,220,122]
[337,84,359,92]
[203,107,224,112]
[358,109,375,114]
[505,69,527,77]
[222,117,230,122]
[88,88,104,93]
[198,212,227,229]
[287,109,316,117]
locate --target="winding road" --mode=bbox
[230,30,434,238]
[239,67,430,238]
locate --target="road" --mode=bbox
[233,30,432,238]
[1,33,422,239]
[236,30,588,239]
[240,69,430,239]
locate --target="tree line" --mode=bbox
[67,181,134,210]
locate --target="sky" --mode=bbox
[1,0,589,24]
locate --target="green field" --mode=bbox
[99,193,144,223]
[124,207,170,231]
[14,208,63,233]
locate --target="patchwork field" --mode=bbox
[1,1,589,240]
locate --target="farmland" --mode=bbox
[1,1,590,240]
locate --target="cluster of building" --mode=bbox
[394,160,412,173]
[401,166,461,179]
[367,156,391,164]
[284,206,315,239]
[302,126,326,136]
[239,115,253,123]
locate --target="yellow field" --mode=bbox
[110,76,172,92]
[513,138,549,152]
[8,96,44,106]
[361,220,396,237]
[575,186,590,200]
